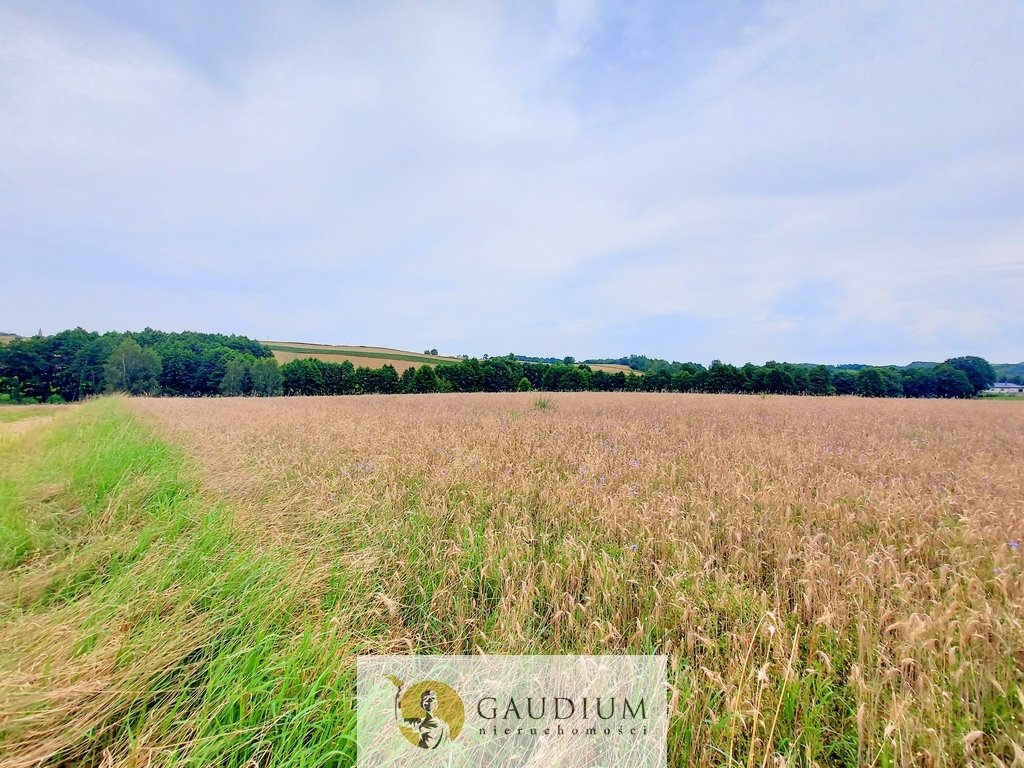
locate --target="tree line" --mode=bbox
[0,328,996,402]
[0,328,278,402]
[277,355,995,398]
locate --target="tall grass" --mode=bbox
[2,393,1022,766]
[0,399,356,767]
[133,393,1024,767]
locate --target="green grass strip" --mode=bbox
[0,399,357,767]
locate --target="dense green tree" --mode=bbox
[540,365,562,391]
[158,343,199,396]
[672,370,697,392]
[104,339,162,395]
[358,365,402,394]
[808,365,834,396]
[219,359,252,396]
[610,371,627,391]
[250,358,283,396]
[832,370,858,395]
[590,370,621,392]
[902,367,938,398]
[705,361,745,393]
[934,364,973,398]
[324,360,357,394]
[624,373,644,391]
[792,367,811,394]
[643,369,673,392]
[0,338,49,401]
[520,363,547,390]
[436,358,484,392]
[1,328,270,401]
[880,368,906,397]
[944,356,996,395]
[399,366,416,393]
[764,365,797,395]
[855,368,887,397]
[563,365,592,391]
[355,366,376,393]
[281,358,326,395]
[378,365,400,394]
[44,328,97,401]
[1,326,1002,404]
[482,358,515,392]
[67,334,121,398]
[411,365,440,393]
[852,367,903,397]
[516,376,533,392]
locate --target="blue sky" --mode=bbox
[1,0,1022,365]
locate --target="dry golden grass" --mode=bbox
[268,349,425,372]
[127,393,1024,766]
[0,405,74,443]
[587,363,635,374]
[262,340,633,375]
[263,340,461,369]
[262,340,460,359]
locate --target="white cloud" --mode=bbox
[0,0,1021,363]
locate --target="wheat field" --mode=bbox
[129,393,1024,766]
[2,393,1022,766]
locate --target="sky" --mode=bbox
[1,0,1022,365]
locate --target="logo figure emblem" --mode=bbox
[387,675,465,749]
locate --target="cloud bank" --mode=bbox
[2,0,1022,364]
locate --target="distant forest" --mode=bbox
[0,327,1002,402]
[586,354,1022,385]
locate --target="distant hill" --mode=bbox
[992,362,1024,383]
[265,342,635,375]
[516,355,633,375]
[262,341,460,373]
[892,361,1022,381]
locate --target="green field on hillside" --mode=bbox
[263,341,460,365]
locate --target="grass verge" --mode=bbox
[0,398,356,767]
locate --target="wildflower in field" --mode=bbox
[1009,540,1020,550]
[630,459,640,468]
